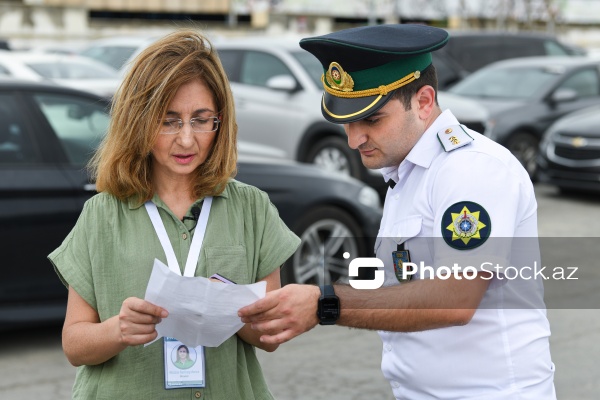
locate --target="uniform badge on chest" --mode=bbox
[392,248,413,283]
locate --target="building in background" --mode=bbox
[1,0,600,49]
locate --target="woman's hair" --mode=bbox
[177,344,189,357]
[89,29,237,202]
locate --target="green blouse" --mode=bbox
[49,179,301,400]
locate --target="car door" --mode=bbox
[220,49,308,158]
[0,88,87,322]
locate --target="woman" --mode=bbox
[48,30,300,399]
[174,345,195,370]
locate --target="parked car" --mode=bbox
[0,79,381,328]
[433,30,582,90]
[216,37,488,196]
[448,56,600,178]
[0,51,121,98]
[537,104,600,192]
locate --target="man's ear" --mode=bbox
[415,85,436,120]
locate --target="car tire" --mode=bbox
[282,206,366,285]
[306,136,363,179]
[505,132,540,180]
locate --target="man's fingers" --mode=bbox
[259,330,298,345]
[238,293,279,319]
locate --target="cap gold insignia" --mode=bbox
[326,62,354,92]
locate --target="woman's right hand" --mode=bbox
[117,297,169,346]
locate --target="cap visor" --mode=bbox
[321,91,395,124]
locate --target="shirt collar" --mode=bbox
[381,109,459,184]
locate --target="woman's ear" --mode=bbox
[415,85,436,120]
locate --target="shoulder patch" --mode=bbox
[437,124,474,152]
[441,201,491,250]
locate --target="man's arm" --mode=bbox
[238,272,491,345]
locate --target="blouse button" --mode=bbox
[182,233,188,240]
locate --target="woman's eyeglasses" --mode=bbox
[160,116,220,135]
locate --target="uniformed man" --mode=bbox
[239,24,556,399]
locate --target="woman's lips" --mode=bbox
[173,154,195,164]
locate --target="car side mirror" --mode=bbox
[266,75,298,92]
[550,88,578,104]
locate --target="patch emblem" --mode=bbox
[326,62,354,92]
[392,250,412,283]
[441,201,491,250]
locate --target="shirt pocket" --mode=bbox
[204,245,250,284]
[391,215,423,246]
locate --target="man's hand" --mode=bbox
[238,284,321,345]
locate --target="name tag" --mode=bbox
[164,337,206,389]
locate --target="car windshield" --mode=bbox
[27,61,119,79]
[290,50,322,89]
[449,65,565,99]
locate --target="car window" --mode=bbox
[33,94,109,165]
[80,46,138,70]
[557,68,600,97]
[544,40,570,56]
[290,50,322,89]
[450,65,562,99]
[28,61,118,79]
[217,49,242,83]
[240,51,293,87]
[0,94,40,164]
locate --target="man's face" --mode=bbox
[343,97,424,170]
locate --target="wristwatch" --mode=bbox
[317,285,340,325]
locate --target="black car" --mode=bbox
[433,31,581,90]
[537,104,600,192]
[448,56,600,178]
[0,80,382,328]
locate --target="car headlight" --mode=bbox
[358,186,381,210]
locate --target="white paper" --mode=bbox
[144,259,266,348]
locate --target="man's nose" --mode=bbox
[345,123,367,150]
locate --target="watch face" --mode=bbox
[319,297,340,320]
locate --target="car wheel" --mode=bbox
[306,136,363,179]
[505,132,540,180]
[282,206,366,285]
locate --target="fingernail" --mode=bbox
[161,310,168,318]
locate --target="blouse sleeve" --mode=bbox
[48,198,97,310]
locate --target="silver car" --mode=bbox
[217,37,488,194]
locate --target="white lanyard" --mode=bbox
[144,197,213,277]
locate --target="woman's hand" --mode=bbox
[117,297,169,346]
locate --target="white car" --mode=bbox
[0,51,121,97]
[216,37,488,194]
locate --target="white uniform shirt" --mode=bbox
[376,110,555,400]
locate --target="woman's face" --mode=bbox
[178,347,188,360]
[151,79,218,185]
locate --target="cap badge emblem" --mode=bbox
[326,62,354,92]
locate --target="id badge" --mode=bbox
[392,250,413,283]
[164,337,206,389]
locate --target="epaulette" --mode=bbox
[436,124,474,152]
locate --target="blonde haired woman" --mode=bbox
[49,30,299,399]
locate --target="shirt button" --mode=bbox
[194,391,202,398]
[391,381,400,388]
[394,194,400,200]
[182,233,188,240]
[385,344,392,352]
